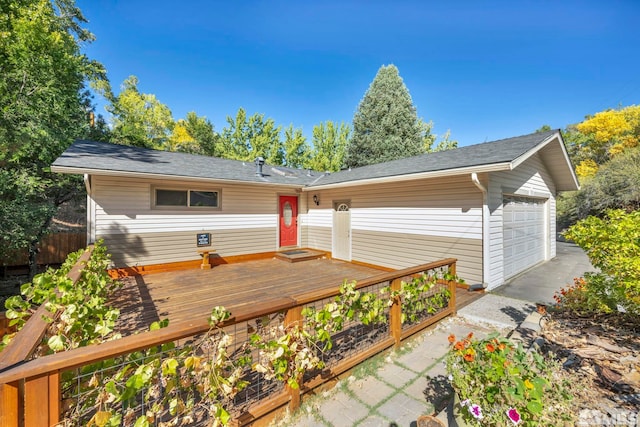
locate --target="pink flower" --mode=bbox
[460,399,470,407]
[506,407,521,424]
[469,403,483,420]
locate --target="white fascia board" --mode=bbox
[50,166,304,189]
[301,163,511,192]
[510,132,580,190]
[510,133,557,169]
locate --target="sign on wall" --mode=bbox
[197,233,211,247]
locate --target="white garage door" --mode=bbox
[503,196,546,280]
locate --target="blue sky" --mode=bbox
[77,0,640,147]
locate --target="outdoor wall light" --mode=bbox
[313,194,320,206]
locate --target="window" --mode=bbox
[154,188,220,209]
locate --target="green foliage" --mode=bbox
[59,265,459,423]
[346,64,424,168]
[0,0,107,270]
[183,111,219,156]
[2,240,121,352]
[563,209,640,313]
[72,307,249,427]
[283,124,310,168]
[387,272,451,324]
[553,277,613,315]
[306,121,350,172]
[574,147,640,219]
[446,333,575,426]
[106,75,175,149]
[421,119,458,153]
[251,324,323,390]
[219,107,283,164]
[302,280,388,350]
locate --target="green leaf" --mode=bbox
[47,334,65,352]
[526,400,543,414]
[162,358,179,376]
[133,416,150,427]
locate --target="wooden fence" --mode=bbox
[1,232,86,267]
[0,255,458,426]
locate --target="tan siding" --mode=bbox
[103,227,276,267]
[304,176,483,283]
[305,225,332,252]
[352,230,482,284]
[91,176,294,266]
[487,154,557,289]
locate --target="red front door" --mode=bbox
[279,195,298,247]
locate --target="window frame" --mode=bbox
[152,186,222,210]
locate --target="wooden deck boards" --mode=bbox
[110,257,485,335]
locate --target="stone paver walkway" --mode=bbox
[271,316,509,427]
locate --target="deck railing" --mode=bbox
[0,256,458,427]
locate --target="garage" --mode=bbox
[503,195,547,280]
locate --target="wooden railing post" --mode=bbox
[284,305,303,412]
[0,381,20,427]
[449,261,457,316]
[24,371,60,426]
[390,278,402,347]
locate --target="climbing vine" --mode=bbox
[2,240,121,353]
[1,243,462,425]
[73,307,250,427]
[302,280,388,350]
[385,270,455,324]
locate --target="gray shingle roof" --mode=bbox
[52,130,562,188]
[52,140,320,186]
[309,129,559,187]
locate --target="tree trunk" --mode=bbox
[28,239,39,279]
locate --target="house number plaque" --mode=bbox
[197,233,211,247]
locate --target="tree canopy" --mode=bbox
[557,104,640,229]
[219,108,284,164]
[345,64,424,168]
[0,0,107,273]
[307,121,351,172]
[106,75,174,149]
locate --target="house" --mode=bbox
[51,129,578,290]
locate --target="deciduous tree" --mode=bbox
[0,0,107,274]
[283,125,310,168]
[307,121,350,172]
[345,65,423,168]
[219,108,283,164]
[168,112,218,155]
[107,75,175,149]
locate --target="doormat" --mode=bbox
[281,250,308,255]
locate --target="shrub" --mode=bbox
[563,209,640,314]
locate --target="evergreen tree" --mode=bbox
[345,64,423,168]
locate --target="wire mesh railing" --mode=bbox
[0,258,459,427]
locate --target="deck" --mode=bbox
[110,256,484,335]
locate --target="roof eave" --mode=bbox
[51,165,306,189]
[509,131,580,192]
[302,162,512,191]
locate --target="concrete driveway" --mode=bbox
[492,241,596,305]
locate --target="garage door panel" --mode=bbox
[503,196,546,280]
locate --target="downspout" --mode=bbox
[83,174,91,195]
[83,174,94,244]
[471,173,489,288]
